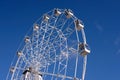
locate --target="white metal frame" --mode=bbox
[6,8,90,80]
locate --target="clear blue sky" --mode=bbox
[0,0,120,80]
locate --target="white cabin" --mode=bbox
[65,9,73,18]
[17,51,22,57]
[79,43,90,56]
[75,19,84,31]
[54,9,61,16]
[24,36,30,43]
[43,15,50,22]
[34,25,39,31]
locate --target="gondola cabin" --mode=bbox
[54,9,61,16]
[65,9,73,18]
[10,67,14,73]
[17,51,22,57]
[34,25,39,31]
[24,36,30,43]
[79,43,90,56]
[43,15,50,22]
[75,19,84,31]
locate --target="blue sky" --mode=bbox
[0,0,120,80]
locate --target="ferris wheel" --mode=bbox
[6,8,90,80]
